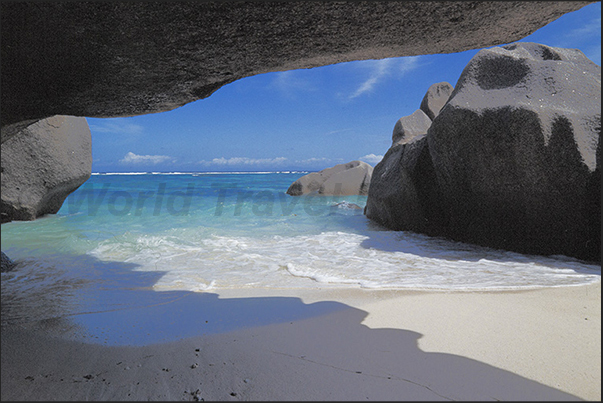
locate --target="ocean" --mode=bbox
[2,172,600,294]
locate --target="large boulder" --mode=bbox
[367,86,452,233]
[428,42,600,261]
[367,42,600,262]
[391,109,433,146]
[287,161,373,196]
[365,135,444,234]
[1,116,92,223]
[0,2,592,136]
[419,82,454,120]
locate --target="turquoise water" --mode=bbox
[2,172,600,294]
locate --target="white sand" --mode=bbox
[1,282,600,401]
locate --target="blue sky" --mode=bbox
[88,2,601,173]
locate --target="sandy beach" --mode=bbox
[1,280,600,401]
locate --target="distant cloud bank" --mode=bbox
[196,156,353,170]
[120,152,173,165]
[295,157,332,165]
[200,157,288,166]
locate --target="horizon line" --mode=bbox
[91,170,312,175]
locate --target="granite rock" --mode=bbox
[1,1,592,136]
[367,42,600,262]
[427,42,600,261]
[365,135,443,234]
[1,116,92,223]
[391,109,433,146]
[419,82,454,120]
[287,161,373,196]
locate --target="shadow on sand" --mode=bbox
[1,253,583,401]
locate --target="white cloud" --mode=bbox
[398,56,421,75]
[271,70,315,96]
[87,118,144,135]
[324,127,355,136]
[348,56,422,99]
[199,157,288,166]
[359,154,384,165]
[120,152,173,165]
[552,15,601,61]
[349,59,392,99]
[564,16,601,39]
[295,157,332,165]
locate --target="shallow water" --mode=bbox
[2,172,600,295]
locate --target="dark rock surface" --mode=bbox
[1,116,92,224]
[367,42,601,262]
[365,135,444,234]
[428,42,600,261]
[1,251,16,272]
[0,2,597,261]
[0,1,592,137]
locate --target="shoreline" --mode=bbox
[1,282,600,401]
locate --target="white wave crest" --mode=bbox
[88,231,601,292]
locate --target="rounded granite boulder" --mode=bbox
[391,109,433,146]
[419,81,454,120]
[427,42,601,261]
[287,161,373,196]
[1,116,92,223]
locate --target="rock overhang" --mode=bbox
[0,1,595,139]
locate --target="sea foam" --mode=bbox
[88,230,601,292]
[3,172,600,294]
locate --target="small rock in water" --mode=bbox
[286,160,373,196]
